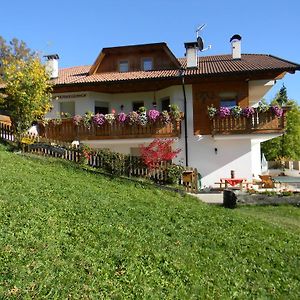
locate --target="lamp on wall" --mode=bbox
[120,104,124,111]
[152,101,157,108]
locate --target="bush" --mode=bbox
[165,164,184,184]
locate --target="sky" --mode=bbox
[1,0,299,102]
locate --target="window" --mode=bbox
[95,101,109,114]
[219,92,237,108]
[60,102,75,117]
[119,60,129,72]
[220,99,236,108]
[142,58,153,71]
[132,101,144,112]
[161,97,170,111]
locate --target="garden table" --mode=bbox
[220,178,246,190]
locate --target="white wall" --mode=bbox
[48,85,281,188]
[49,88,179,119]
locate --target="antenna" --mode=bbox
[195,24,211,52]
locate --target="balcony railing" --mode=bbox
[39,118,182,142]
[211,109,287,135]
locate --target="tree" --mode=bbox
[261,100,300,161]
[272,84,288,106]
[0,36,34,81]
[0,57,52,134]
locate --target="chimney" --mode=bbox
[230,34,242,60]
[44,54,59,78]
[184,42,198,68]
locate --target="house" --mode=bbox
[42,37,300,187]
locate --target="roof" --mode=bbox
[51,54,300,86]
[88,42,180,75]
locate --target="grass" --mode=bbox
[0,143,300,299]
[237,205,300,233]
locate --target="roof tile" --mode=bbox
[52,54,300,86]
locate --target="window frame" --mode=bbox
[119,60,129,72]
[220,99,237,108]
[59,101,75,117]
[141,57,153,71]
[161,97,170,112]
[95,101,109,115]
[132,101,144,112]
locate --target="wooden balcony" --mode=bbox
[39,118,182,142]
[211,109,287,135]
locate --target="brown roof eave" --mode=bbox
[183,67,299,82]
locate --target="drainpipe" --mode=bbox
[179,68,189,167]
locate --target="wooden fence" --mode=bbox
[0,121,199,193]
[0,122,14,142]
[39,118,182,141]
[212,109,287,135]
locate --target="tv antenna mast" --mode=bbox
[195,24,211,52]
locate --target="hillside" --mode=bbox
[0,143,299,299]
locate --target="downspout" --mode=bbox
[179,68,189,167]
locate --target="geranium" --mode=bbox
[83,111,93,128]
[271,105,283,118]
[218,107,231,118]
[73,115,83,126]
[230,106,242,118]
[169,104,181,121]
[160,110,171,124]
[242,107,255,118]
[257,101,269,113]
[105,113,115,124]
[139,112,148,126]
[147,109,160,122]
[117,112,127,123]
[127,111,139,125]
[207,105,217,119]
[93,113,105,126]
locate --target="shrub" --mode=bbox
[140,139,181,170]
[165,164,184,184]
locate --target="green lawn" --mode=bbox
[0,143,299,299]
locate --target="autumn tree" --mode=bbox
[140,139,181,169]
[0,57,52,134]
[0,36,34,81]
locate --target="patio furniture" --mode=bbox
[220,178,246,190]
[259,175,275,188]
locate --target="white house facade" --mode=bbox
[42,39,299,187]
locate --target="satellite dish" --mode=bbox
[197,36,204,51]
[195,23,211,52]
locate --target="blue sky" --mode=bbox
[1,0,299,102]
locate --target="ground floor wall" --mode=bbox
[173,135,254,188]
[82,135,262,188]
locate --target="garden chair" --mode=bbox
[259,175,275,188]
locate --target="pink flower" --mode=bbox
[117,112,127,123]
[218,107,231,118]
[147,109,160,122]
[242,107,255,118]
